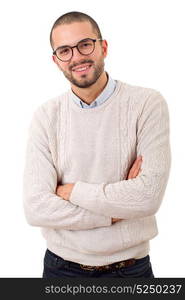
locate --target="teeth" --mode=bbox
[78,67,88,71]
[73,65,90,72]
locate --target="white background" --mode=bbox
[0,0,184,277]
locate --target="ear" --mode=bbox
[52,55,57,63]
[102,39,108,58]
[52,55,61,70]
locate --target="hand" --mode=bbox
[127,155,142,179]
[112,156,143,224]
[56,183,75,200]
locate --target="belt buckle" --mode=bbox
[95,265,110,271]
[116,261,126,269]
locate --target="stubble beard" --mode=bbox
[60,57,105,88]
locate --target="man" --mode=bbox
[23,11,171,278]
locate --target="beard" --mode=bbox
[60,56,105,88]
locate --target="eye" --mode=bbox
[79,40,93,49]
[81,42,92,48]
[83,42,91,46]
[58,47,70,56]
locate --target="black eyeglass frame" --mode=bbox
[53,38,103,62]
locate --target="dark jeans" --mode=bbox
[42,249,154,278]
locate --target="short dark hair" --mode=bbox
[50,11,102,49]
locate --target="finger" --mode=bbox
[132,156,142,170]
[127,157,142,179]
[133,157,142,169]
[129,159,142,176]
[129,162,142,179]
[127,167,135,179]
[128,166,137,179]
[133,167,141,178]
[135,156,142,165]
[133,158,142,173]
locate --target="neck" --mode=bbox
[71,72,108,104]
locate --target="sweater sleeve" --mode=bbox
[70,91,171,219]
[23,106,111,230]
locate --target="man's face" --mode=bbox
[52,21,108,88]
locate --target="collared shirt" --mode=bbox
[71,73,117,109]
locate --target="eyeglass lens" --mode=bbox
[56,39,95,61]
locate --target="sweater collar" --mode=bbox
[70,73,116,109]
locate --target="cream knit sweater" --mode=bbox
[23,80,171,265]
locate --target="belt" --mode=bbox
[80,258,136,271]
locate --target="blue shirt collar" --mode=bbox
[71,73,116,109]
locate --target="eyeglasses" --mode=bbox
[53,38,102,62]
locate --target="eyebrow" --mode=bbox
[57,38,93,49]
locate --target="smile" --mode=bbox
[72,64,92,73]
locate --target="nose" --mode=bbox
[71,46,86,61]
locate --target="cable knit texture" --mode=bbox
[23,80,171,265]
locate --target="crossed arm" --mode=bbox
[56,156,143,224]
[23,107,141,230]
[56,93,171,221]
[23,91,170,229]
